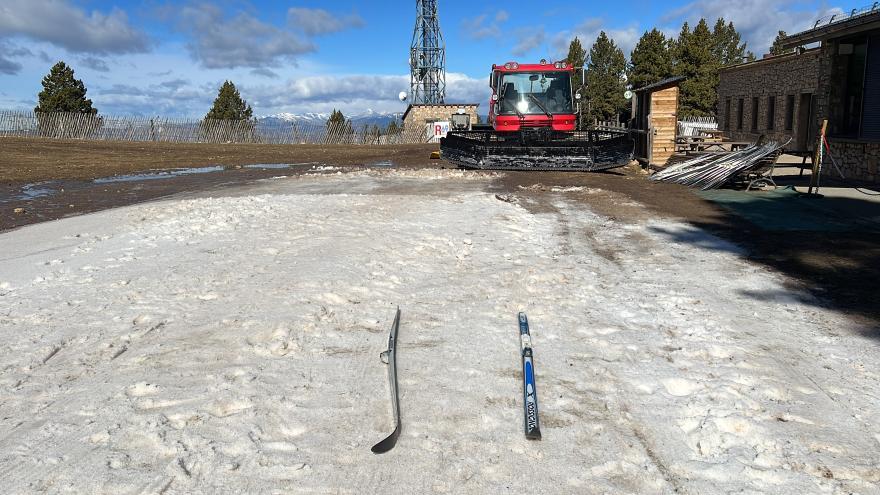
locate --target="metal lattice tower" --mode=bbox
[410,0,445,104]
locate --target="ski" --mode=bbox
[372,307,401,454]
[519,312,542,440]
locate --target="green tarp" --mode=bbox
[697,186,880,232]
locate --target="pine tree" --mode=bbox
[566,37,588,127]
[566,37,587,92]
[670,22,689,78]
[712,19,747,66]
[326,109,346,128]
[629,29,673,90]
[205,81,254,121]
[35,61,97,114]
[675,19,718,118]
[585,32,628,123]
[770,31,793,56]
[326,109,349,142]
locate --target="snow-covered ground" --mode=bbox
[1,169,878,494]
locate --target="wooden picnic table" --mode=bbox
[699,129,725,138]
[727,141,751,151]
[676,135,726,152]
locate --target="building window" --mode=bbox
[751,97,759,131]
[785,95,795,130]
[829,36,868,138]
[767,96,776,130]
[725,98,731,130]
[737,98,744,130]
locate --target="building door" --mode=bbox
[862,34,880,140]
[796,93,816,151]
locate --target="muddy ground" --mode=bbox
[2,137,878,328]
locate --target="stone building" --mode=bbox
[717,7,880,183]
[402,103,480,136]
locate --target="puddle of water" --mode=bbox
[0,181,58,203]
[371,161,394,168]
[93,166,225,184]
[243,162,318,170]
[19,182,56,200]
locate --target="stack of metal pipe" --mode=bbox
[651,139,791,190]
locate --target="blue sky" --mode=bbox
[0,0,844,117]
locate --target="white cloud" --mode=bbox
[461,10,509,40]
[659,0,844,55]
[178,3,315,70]
[88,72,487,117]
[0,40,31,74]
[0,56,22,75]
[445,72,488,104]
[96,79,217,116]
[512,29,547,57]
[288,8,364,36]
[551,19,641,61]
[79,56,110,73]
[0,0,149,54]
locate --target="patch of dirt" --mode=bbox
[0,137,441,183]
[0,138,443,231]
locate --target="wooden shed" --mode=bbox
[631,77,684,167]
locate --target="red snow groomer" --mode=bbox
[440,60,632,171]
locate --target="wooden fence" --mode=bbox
[592,119,628,130]
[0,110,432,145]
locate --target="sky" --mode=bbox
[0,0,846,117]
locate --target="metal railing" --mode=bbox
[813,3,879,28]
[0,110,434,145]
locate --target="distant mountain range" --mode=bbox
[259,110,398,127]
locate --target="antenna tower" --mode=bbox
[410,0,446,104]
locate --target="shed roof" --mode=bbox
[633,76,685,94]
[782,6,880,48]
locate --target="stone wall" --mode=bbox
[717,49,821,145]
[402,104,480,128]
[829,141,880,183]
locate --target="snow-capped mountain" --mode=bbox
[260,109,398,127]
[263,112,331,123]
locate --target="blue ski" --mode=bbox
[518,312,542,440]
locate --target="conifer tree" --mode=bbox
[770,31,793,56]
[566,36,588,127]
[35,61,97,114]
[629,29,673,90]
[675,19,718,117]
[205,81,253,121]
[325,109,350,142]
[566,37,587,92]
[712,19,748,66]
[585,32,628,122]
[326,109,346,129]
